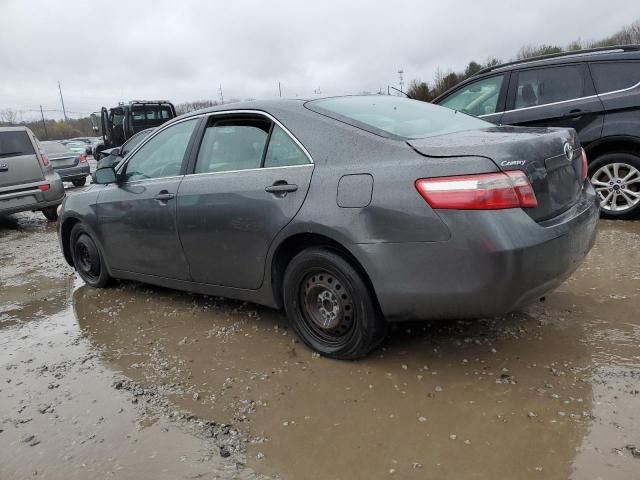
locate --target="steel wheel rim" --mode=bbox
[299,269,355,345]
[75,239,100,280]
[591,162,640,213]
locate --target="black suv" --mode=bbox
[434,45,640,219]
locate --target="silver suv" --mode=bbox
[0,126,65,221]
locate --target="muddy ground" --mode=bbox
[0,204,638,480]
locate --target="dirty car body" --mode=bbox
[0,126,65,221]
[57,96,599,359]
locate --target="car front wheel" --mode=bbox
[283,248,386,360]
[70,224,112,288]
[72,177,87,187]
[589,152,640,219]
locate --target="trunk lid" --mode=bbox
[0,130,44,189]
[50,155,80,169]
[407,126,583,221]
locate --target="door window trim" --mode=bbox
[185,110,314,175]
[497,62,602,116]
[118,110,314,183]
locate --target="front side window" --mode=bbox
[307,96,490,139]
[195,118,269,174]
[264,125,309,168]
[590,61,640,94]
[439,75,504,116]
[514,65,585,109]
[123,119,197,181]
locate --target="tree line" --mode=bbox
[406,19,640,101]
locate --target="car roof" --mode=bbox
[176,98,309,121]
[0,126,31,133]
[475,45,640,76]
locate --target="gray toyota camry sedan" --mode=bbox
[57,96,599,359]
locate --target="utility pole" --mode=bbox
[278,81,282,97]
[39,105,49,140]
[397,69,404,95]
[218,84,224,105]
[58,81,68,122]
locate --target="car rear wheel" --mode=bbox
[41,207,58,222]
[70,224,111,288]
[72,177,87,187]
[283,248,386,360]
[589,152,640,219]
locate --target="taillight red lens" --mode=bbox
[41,153,49,166]
[415,171,538,210]
[38,184,50,191]
[79,154,87,163]
[581,148,588,182]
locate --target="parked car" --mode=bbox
[96,128,154,171]
[40,141,90,187]
[68,137,96,155]
[0,126,64,221]
[57,96,598,359]
[64,141,90,156]
[433,45,640,219]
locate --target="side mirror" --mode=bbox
[112,147,122,157]
[94,167,118,184]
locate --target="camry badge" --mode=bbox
[563,142,573,161]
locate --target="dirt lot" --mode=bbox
[1,204,639,480]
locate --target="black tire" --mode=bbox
[69,223,112,288]
[589,152,640,220]
[41,207,58,222]
[72,177,87,187]
[282,248,386,360]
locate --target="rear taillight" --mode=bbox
[415,171,538,210]
[581,148,588,182]
[79,154,87,163]
[41,153,49,166]
[38,184,50,191]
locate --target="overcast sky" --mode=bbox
[0,0,638,120]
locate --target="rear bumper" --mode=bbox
[0,171,65,215]
[354,182,599,321]
[54,164,90,181]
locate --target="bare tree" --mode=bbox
[0,109,22,125]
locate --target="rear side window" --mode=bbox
[195,119,270,174]
[0,131,35,157]
[514,65,585,109]
[264,125,309,168]
[590,62,640,94]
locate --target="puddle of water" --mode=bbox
[1,213,639,479]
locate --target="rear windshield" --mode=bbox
[0,131,36,157]
[306,96,490,139]
[41,142,72,155]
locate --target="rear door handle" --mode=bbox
[563,109,591,119]
[154,192,175,202]
[265,184,298,194]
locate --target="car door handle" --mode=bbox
[563,109,591,119]
[154,192,175,202]
[265,183,298,194]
